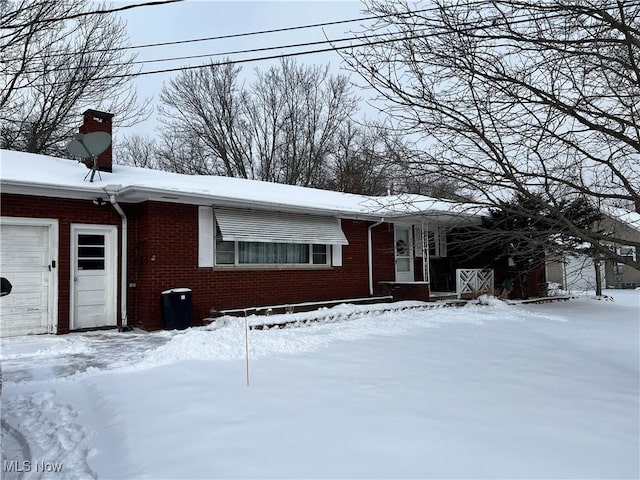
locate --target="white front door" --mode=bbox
[0,218,58,336]
[71,225,117,330]
[394,225,414,282]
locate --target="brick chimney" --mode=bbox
[79,109,114,173]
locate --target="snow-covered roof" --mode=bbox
[602,206,640,234]
[0,149,482,223]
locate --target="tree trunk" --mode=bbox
[594,258,603,297]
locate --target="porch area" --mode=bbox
[385,220,496,302]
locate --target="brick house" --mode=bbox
[0,110,485,337]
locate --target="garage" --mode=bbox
[0,218,58,337]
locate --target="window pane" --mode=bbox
[78,246,104,258]
[619,246,634,256]
[396,258,411,272]
[287,243,308,263]
[396,229,410,255]
[78,234,104,246]
[239,242,310,264]
[312,244,327,264]
[78,259,104,270]
[216,240,235,264]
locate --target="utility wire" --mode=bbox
[3,0,632,61]
[98,0,624,55]
[7,28,432,74]
[0,0,185,30]
[3,3,594,73]
[2,1,488,60]
[5,1,637,87]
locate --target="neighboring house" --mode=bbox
[545,206,640,293]
[0,110,493,337]
[600,207,640,289]
[545,253,605,294]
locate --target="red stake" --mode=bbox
[244,311,250,386]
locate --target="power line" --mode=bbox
[4,0,629,61]
[0,0,185,30]
[81,13,381,54]
[1,2,584,74]
[6,28,432,75]
[5,1,637,88]
[1,5,437,61]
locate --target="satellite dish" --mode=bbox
[67,131,111,158]
[66,131,111,182]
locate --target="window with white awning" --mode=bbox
[214,207,348,245]
[198,206,347,267]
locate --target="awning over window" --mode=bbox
[214,207,349,245]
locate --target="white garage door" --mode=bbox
[563,254,605,293]
[0,219,57,336]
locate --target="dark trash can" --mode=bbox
[1,277,12,297]
[161,288,192,330]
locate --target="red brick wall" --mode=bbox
[133,202,397,330]
[78,109,114,172]
[371,222,395,294]
[2,193,399,333]
[1,193,123,333]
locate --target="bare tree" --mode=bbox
[158,62,253,178]
[343,0,640,270]
[114,133,158,169]
[1,0,149,155]
[326,120,404,195]
[158,58,358,187]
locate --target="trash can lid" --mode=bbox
[161,287,192,294]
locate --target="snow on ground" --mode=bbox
[1,291,638,479]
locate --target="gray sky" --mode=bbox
[116,0,372,136]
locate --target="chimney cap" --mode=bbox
[83,109,114,120]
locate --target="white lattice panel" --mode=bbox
[456,269,495,298]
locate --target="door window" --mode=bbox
[77,234,105,270]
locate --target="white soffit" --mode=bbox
[214,207,349,245]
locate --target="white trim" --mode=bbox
[198,206,214,267]
[368,219,385,295]
[331,244,343,267]
[70,224,118,330]
[332,219,343,266]
[0,216,59,335]
[109,195,128,328]
[394,224,414,282]
[214,207,348,245]
[422,222,429,284]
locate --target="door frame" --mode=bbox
[394,224,414,282]
[0,216,59,334]
[70,223,118,330]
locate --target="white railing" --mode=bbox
[456,269,495,299]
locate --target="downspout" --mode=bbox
[109,194,128,330]
[368,218,385,295]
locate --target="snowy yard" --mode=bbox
[1,291,639,479]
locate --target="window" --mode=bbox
[312,244,328,265]
[198,206,343,268]
[215,236,329,266]
[77,234,105,270]
[215,242,235,265]
[616,245,637,261]
[414,226,447,258]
